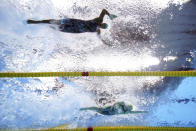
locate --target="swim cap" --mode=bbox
[129,105,133,111]
[100,23,108,29]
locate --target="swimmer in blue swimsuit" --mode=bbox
[27,9,117,34]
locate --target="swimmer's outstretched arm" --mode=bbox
[98,9,110,23]
[93,9,117,24]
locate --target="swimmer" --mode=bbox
[80,102,147,115]
[27,9,117,35]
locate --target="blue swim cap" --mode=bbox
[129,105,133,110]
[105,23,108,28]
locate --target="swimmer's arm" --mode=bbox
[97,29,101,35]
[97,29,112,46]
[93,9,117,24]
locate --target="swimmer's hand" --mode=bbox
[97,29,101,35]
[109,14,117,20]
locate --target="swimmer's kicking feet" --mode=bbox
[27,9,117,35]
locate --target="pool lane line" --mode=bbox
[45,126,196,131]
[2,126,196,131]
[0,71,196,77]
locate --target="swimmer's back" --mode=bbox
[59,18,99,33]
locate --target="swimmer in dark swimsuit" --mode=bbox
[27,9,117,34]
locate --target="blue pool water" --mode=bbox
[0,0,196,129]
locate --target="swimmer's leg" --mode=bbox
[27,19,60,24]
[27,19,50,24]
[130,111,148,114]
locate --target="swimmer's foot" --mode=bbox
[109,14,117,20]
[27,19,50,24]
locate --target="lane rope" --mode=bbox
[0,71,196,77]
[45,126,196,131]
